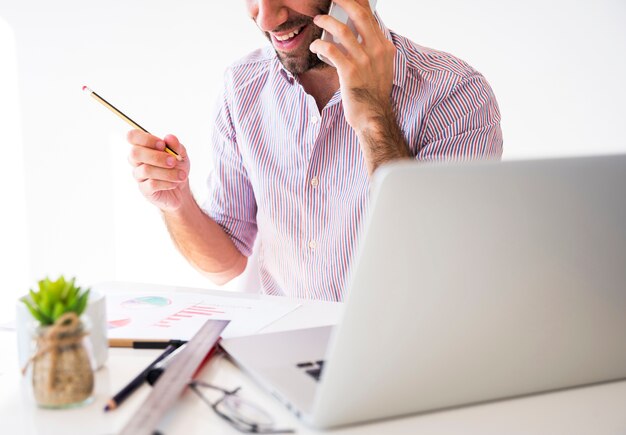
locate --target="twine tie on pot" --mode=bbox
[21,312,89,390]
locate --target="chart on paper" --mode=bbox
[106,291,300,340]
[154,303,226,328]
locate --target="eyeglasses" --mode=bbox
[189,380,295,434]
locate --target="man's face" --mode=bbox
[245,0,332,75]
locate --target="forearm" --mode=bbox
[162,186,247,285]
[356,101,411,176]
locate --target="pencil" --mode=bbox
[82,85,182,161]
[104,341,183,412]
[108,338,187,349]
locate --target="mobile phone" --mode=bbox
[318,0,379,67]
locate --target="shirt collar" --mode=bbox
[277,60,296,84]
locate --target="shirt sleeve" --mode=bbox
[201,84,258,257]
[419,73,503,160]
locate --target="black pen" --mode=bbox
[145,344,187,386]
[104,341,184,412]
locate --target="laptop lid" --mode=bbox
[310,155,626,428]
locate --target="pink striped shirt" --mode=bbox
[202,21,503,301]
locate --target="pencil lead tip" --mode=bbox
[104,399,116,412]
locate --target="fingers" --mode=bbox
[127,130,189,168]
[310,0,384,69]
[310,37,352,72]
[133,164,187,184]
[163,134,188,160]
[125,129,190,210]
[128,145,179,168]
[127,129,185,159]
[313,14,363,56]
[323,0,379,44]
[127,129,189,194]
[138,179,180,196]
[127,129,161,150]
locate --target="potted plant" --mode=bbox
[21,276,94,408]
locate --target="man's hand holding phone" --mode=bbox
[309,0,396,136]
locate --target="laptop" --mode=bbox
[220,154,626,429]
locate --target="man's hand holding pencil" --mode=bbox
[127,130,191,212]
[83,85,247,283]
[82,86,191,212]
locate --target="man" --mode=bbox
[127,0,503,301]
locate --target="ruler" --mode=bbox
[119,319,230,435]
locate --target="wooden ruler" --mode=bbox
[119,319,230,435]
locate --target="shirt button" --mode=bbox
[310,115,319,124]
[308,240,317,250]
[310,176,319,188]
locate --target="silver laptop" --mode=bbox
[220,154,626,429]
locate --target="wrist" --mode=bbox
[354,106,411,175]
[162,182,196,219]
[350,100,395,137]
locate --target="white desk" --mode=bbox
[1,282,626,435]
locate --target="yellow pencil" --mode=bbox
[82,85,182,161]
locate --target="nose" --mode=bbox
[252,0,289,32]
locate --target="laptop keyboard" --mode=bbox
[296,360,325,382]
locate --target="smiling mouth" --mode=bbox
[272,25,308,49]
[274,25,305,42]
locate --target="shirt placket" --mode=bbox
[303,94,324,294]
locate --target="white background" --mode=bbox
[1,0,625,322]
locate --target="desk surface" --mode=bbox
[1,282,626,435]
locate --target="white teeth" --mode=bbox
[275,28,300,41]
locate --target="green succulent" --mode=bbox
[22,276,90,326]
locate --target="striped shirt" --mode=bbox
[202,20,503,301]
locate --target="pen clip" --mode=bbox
[153,343,187,371]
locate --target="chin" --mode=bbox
[279,50,327,75]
